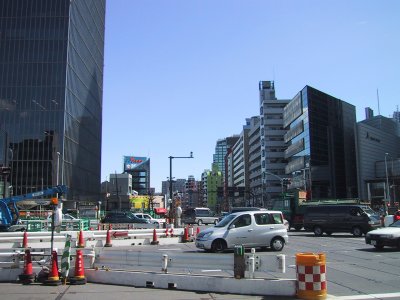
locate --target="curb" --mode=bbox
[0,267,296,297]
[85,269,297,297]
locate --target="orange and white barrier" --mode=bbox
[296,253,327,300]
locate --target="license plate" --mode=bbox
[371,240,377,245]
[196,242,204,248]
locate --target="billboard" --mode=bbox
[123,156,148,172]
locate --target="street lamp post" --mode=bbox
[168,152,193,224]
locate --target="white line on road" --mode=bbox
[329,292,400,299]
[201,270,222,272]
[158,248,182,251]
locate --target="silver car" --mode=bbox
[195,210,288,252]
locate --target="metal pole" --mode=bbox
[56,152,60,186]
[169,156,173,214]
[385,153,390,205]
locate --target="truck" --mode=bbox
[271,191,368,231]
[0,185,68,232]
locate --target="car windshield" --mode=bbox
[361,206,379,216]
[389,220,400,228]
[215,214,237,227]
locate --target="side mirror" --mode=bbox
[229,224,236,230]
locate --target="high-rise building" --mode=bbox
[123,156,150,195]
[213,136,239,179]
[283,86,358,199]
[258,81,290,207]
[355,115,400,207]
[0,0,106,205]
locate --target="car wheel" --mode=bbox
[325,231,332,236]
[197,219,203,226]
[294,225,302,231]
[374,245,384,250]
[270,237,285,251]
[211,239,227,253]
[351,226,363,237]
[313,226,323,236]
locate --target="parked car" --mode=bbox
[303,204,381,237]
[182,207,219,225]
[132,213,166,228]
[195,210,288,253]
[101,211,150,224]
[47,213,76,221]
[365,220,400,250]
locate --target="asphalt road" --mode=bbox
[1,229,400,299]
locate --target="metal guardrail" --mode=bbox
[94,248,286,277]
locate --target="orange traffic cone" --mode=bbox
[151,228,159,245]
[196,226,201,236]
[18,249,36,284]
[105,229,112,247]
[182,227,189,243]
[165,227,169,237]
[77,230,84,248]
[22,231,28,248]
[43,251,61,285]
[169,227,174,237]
[69,250,87,285]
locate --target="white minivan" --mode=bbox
[195,210,288,252]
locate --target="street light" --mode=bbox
[168,152,193,224]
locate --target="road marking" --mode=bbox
[201,269,222,272]
[330,292,400,299]
[158,248,182,251]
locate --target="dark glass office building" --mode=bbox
[283,86,358,199]
[0,0,105,204]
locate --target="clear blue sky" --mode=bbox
[102,0,400,193]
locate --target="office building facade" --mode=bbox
[355,116,400,207]
[123,156,150,195]
[0,0,106,204]
[259,81,290,207]
[283,86,358,199]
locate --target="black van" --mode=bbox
[303,205,381,237]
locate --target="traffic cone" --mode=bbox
[43,251,61,286]
[151,228,159,245]
[169,227,174,237]
[182,227,189,243]
[105,229,112,247]
[22,231,28,248]
[77,230,84,248]
[196,226,201,236]
[165,227,169,237]
[18,249,36,284]
[69,249,87,285]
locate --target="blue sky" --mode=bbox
[102,0,400,193]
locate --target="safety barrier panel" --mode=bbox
[0,229,183,250]
[20,219,91,232]
[94,248,287,277]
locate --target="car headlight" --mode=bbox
[198,231,213,239]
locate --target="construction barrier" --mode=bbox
[296,252,327,300]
